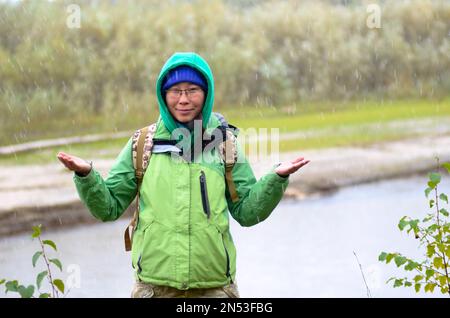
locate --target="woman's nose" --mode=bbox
[178,92,189,103]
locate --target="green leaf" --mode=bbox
[5,280,19,294]
[424,283,436,293]
[36,271,48,290]
[0,279,5,285]
[386,253,395,264]
[423,215,433,223]
[414,283,421,292]
[437,243,446,254]
[32,251,43,267]
[31,225,41,238]
[49,259,63,272]
[436,235,443,245]
[425,187,432,198]
[433,257,443,269]
[413,275,423,283]
[426,244,435,258]
[378,252,387,262]
[442,162,450,174]
[439,208,449,217]
[394,255,407,267]
[405,261,419,271]
[428,181,437,189]
[429,199,435,208]
[43,240,57,251]
[18,285,35,298]
[408,219,420,234]
[425,269,435,281]
[429,172,441,185]
[427,224,438,233]
[53,279,65,294]
[39,293,50,298]
[404,281,412,287]
[438,275,448,287]
[444,224,450,233]
[393,279,403,288]
[439,193,448,204]
[398,217,408,231]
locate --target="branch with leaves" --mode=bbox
[379,159,450,296]
[1,225,66,298]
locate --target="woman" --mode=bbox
[57,52,310,298]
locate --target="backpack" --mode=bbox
[124,113,239,251]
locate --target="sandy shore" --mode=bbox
[1,133,450,237]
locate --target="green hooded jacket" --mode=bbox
[73,52,289,290]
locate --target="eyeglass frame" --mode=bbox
[165,87,204,99]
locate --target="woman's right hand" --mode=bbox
[57,151,92,176]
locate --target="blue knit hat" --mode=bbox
[162,65,208,92]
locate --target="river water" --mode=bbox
[1,174,448,298]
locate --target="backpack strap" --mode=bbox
[124,123,157,252]
[214,112,228,128]
[214,112,240,203]
[218,127,239,203]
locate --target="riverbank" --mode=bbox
[1,133,450,237]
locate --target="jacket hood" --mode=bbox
[156,52,215,134]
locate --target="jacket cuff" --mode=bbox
[268,166,290,185]
[73,167,97,187]
[271,164,290,181]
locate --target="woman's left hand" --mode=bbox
[275,156,310,177]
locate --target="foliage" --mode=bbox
[379,160,450,296]
[0,0,449,145]
[0,225,66,298]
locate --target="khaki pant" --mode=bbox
[131,281,240,298]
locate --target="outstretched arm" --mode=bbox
[57,138,137,222]
[226,144,310,227]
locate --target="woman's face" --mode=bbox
[164,82,205,123]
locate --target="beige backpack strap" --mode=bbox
[220,129,239,203]
[124,123,157,252]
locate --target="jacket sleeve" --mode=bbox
[73,137,137,222]
[225,141,289,227]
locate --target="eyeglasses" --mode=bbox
[165,88,203,99]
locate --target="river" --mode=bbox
[1,174,448,298]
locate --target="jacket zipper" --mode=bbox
[187,163,191,289]
[199,170,211,219]
[137,254,142,274]
[221,233,233,283]
[136,223,151,275]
